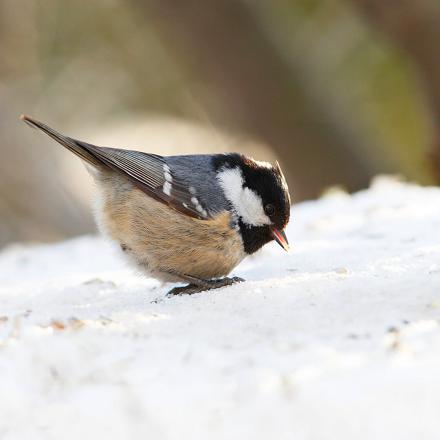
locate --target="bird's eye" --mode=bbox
[264,203,275,216]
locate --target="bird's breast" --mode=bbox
[95,175,246,280]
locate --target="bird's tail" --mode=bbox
[20,115,102,167]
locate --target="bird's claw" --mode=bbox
[166,276,245,296]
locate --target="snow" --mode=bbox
[1,177,440,439]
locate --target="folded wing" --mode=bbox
[21,115,210,220]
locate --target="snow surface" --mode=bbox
[1,177,440,440]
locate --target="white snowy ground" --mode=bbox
[1,177,440,440]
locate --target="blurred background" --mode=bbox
[1,0,440,246]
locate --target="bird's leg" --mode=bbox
[166,274,245,296]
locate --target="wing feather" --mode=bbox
[81,145,210,220]
[21,116,210,220]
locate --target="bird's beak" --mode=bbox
[270,227,289,252]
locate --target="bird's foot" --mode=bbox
[166,276,245,296]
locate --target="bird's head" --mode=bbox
[214,154,291,254]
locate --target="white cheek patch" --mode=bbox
[217,167,271,226]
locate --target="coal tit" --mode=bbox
[21,116,291,296]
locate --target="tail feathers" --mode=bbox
[20,115,103,167]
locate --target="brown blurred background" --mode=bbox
[1,0,439,246]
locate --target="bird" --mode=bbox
[21,115,291,296]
